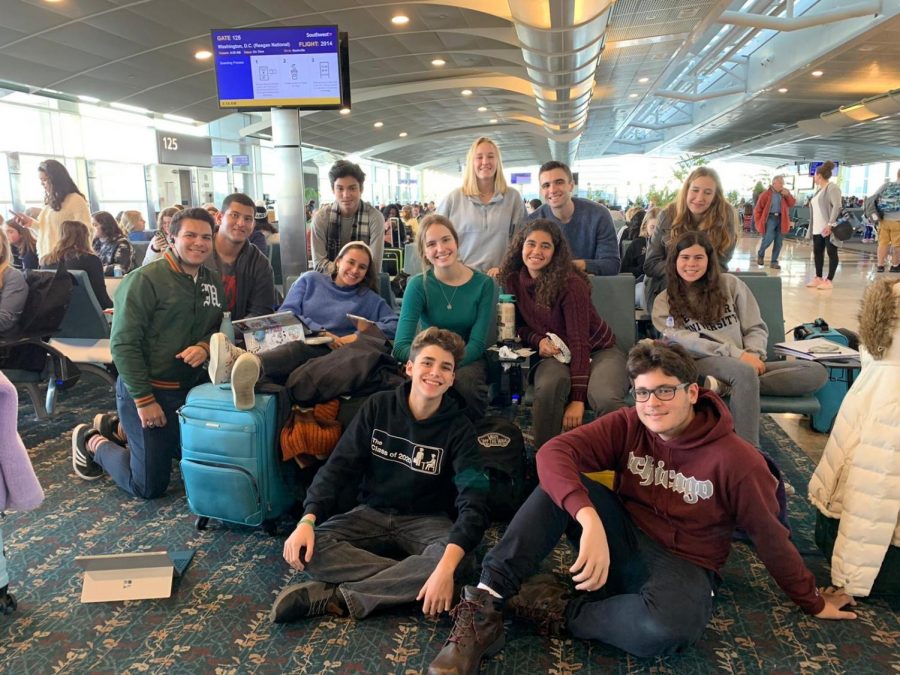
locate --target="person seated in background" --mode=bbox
[119,210,153,242]
[91,211,134,276]
[498,219,626,449]
[401,205,418,241]
[143,206,180,265]
[208,241,397,410]
[40,220,112,309]
[70,208,224,499]
[207,193,275,322]
[528,161,619,276]
[202,203,219,218]
[270,327,490,624]
[809,277,900,599]
[0,228,28,338]
[249,200,271,257]
[428,340,856,673]
[393,215,494,420]
[3,218,39,271]
[526,198,542,215]
[620,207,660,310]
[311,159,385,275]
[652,231,827,448]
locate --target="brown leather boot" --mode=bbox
[428,586,505,675]
[505,573,572,636]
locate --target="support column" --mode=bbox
[271,108,307,279]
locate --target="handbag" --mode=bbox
[831,211,853,241]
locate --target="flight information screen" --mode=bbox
[211,26,342,109]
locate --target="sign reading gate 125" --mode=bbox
[211,26,342,110]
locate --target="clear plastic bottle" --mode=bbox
[220,311,235,343]
[497,293,517,343]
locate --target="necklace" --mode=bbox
[437,279,461,310]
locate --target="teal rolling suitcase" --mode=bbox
[178,383,293,534]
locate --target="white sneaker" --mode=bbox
[805,277,823,288]
[208,333,245,385]
[231,352,261,410]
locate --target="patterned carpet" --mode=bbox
[1,374,898,674]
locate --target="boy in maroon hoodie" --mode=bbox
[429,340,857,673]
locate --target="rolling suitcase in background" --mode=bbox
[178,383,294,534]
[793,319,861,433]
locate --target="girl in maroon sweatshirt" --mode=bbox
[498,219,626,448]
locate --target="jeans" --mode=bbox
[480,478,716,658]
[693,356,827,447]
[257,341,331,384]
[93,377,187,499]
[813,234,839,280]
[303,504,453,619]
[757,214,783,263]
[453,358,489,421]
[531,348,628,449]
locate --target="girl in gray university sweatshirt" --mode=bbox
[652,231,827,447]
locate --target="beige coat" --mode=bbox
[35,192,91,257]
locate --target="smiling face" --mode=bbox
[686,176,717,216]
[406,344,455,402]
[472,142,498,183]
[522,228,555,277]
[633,369,698,441]
[216,201,255,245]
[333,246,371,287]
[539,168,574,210]
[171,218,214,272]
[675,244,709,285]
[333,176,362,214]
[160,215,173,233]
[423,223,458,268]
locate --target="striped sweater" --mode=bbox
[507,268,616,402]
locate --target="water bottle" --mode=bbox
[497,293,517,343]
[113,264,124,278]
[220,311,235,343]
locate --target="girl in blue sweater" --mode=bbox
[209,242,398,408]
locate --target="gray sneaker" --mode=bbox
[703,375,732,398]
[208,333,246,385]
[270,581,346,623]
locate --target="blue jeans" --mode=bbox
[93,377,187,499]
[303,504,453,619]
[481,478,717,658]
[757,214,783,262]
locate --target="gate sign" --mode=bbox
[510,172,531,185]
[808,161,840,176]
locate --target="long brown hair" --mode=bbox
[666,167,737,260]
[664,231,728,326]
[499,218,588,307]
[333,241,378,292]
[41,220,94,266]
[4,219,37,255]
[39,159,84,211]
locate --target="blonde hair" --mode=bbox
[666,167,737,260]
[416,214,459,273]
[0,227,11,290]
[41,220,93,266]
[461,137,508,197]
[119,210,144,234]
[641,206,662,238]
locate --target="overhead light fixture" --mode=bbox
[431,58,446,66]
[461,89,473,96]
[629,93,638,98]
[391,15,409,25]
[489,118,498,124]
[77,95,100,104]
[374,121,384,128]
[477,106,487,112]
[399,131,408,137]
[638,77,649,84]
[778,87,788,93]
[194,49,213,60]
[163,113,197,124]
[811,70,824,77]
[339,107,351,115]
[110,102,150,114]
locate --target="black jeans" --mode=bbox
[813,234,839,280]
[481,478,717,658]
[256,341,331,384]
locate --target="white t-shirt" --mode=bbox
[810,188,832,236]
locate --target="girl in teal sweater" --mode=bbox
[393,215,494,419]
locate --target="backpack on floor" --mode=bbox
[474,416,529,522]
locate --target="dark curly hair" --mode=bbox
[499,219,588,307]
[664,231,728,327]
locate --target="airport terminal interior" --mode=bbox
[0,1,898,673]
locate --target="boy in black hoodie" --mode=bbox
[271,327,490,622]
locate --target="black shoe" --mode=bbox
[270,581,347,623]
[757,255,764,266]
[505,574,572,636]
[0,585,17,616]
[877,266,886,273]
[891,265,900,273]
[71,424,103,481]
[93,412,125,444]
[428,586,505,675]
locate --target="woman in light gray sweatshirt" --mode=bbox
[653,231,827,446]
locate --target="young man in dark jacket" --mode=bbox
[429,340,857,673]
[71,208,224,499]
[271,327,490,623]
[208,192,276,321]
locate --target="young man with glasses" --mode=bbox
[429,340,856,672]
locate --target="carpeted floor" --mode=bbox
[1,374,897,674]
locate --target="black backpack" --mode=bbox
[474,416,530,522]
[17,265,75,338]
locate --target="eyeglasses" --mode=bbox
[632,382,690,402]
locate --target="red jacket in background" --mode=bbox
[753,187,796,234]
[536,390,825,615]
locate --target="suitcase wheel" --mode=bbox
[196,516,209,531]
[262,519,277,536]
